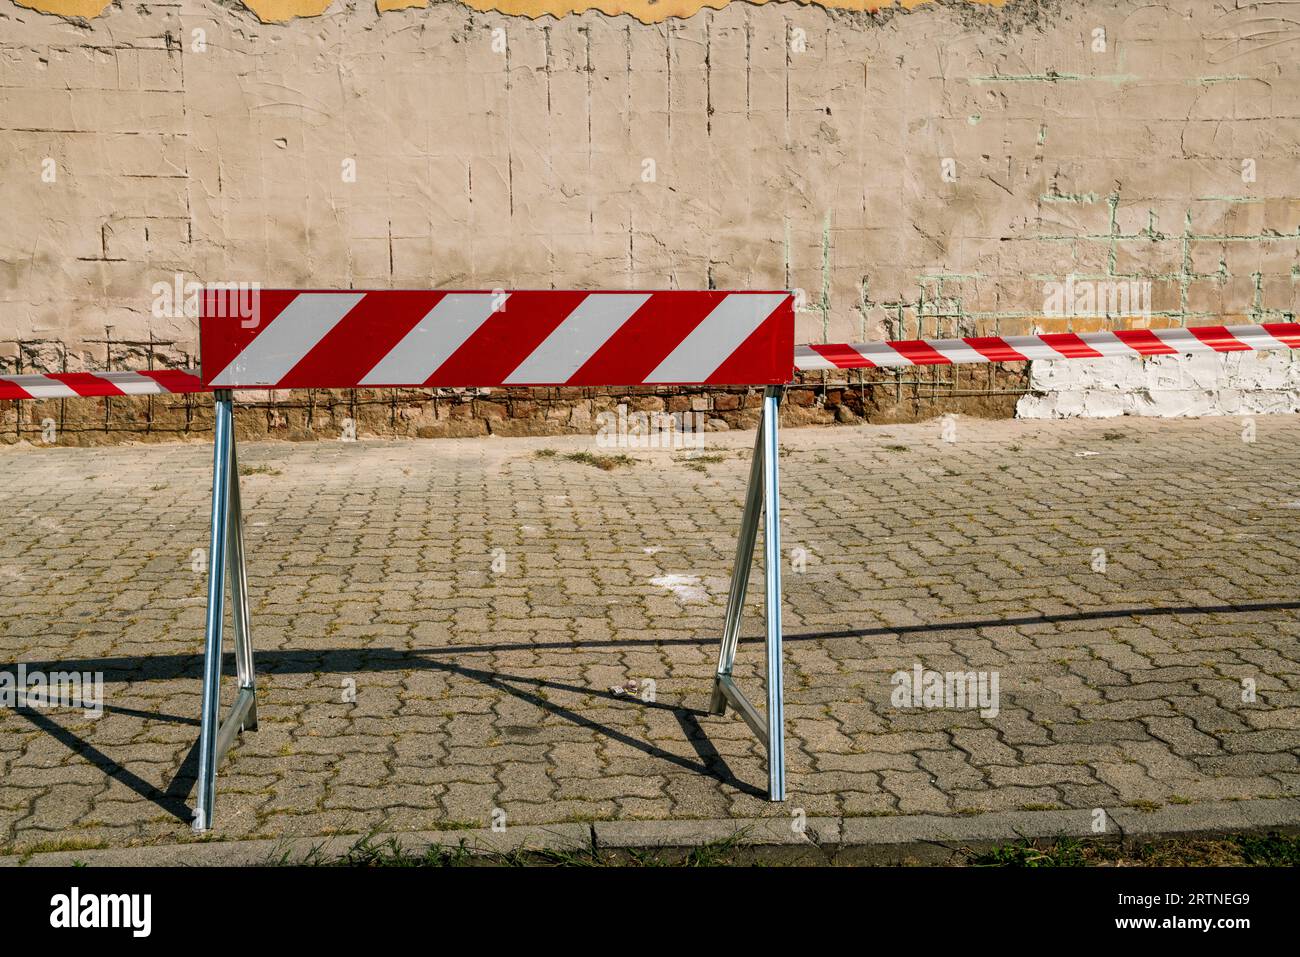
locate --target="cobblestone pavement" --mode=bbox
[1,414,1298,852]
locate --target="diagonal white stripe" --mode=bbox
[644,294,788,383]
[1225,324,1290,352]
[856,343,915,368]
[927,339,990,364]
[793,345,835,371]
[0,375,75,398]
[999,336,1072,361]
[93,371,166,395]
[360,293,503,386]
[504,293,652,384]
[1149,328,1223,353]
[1072,332,1145,358]
[210,293,364,386]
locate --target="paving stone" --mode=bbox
[1,417,1297,850]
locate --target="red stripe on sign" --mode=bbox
[1113,329,1178,355]
[705,298,795,385]
[1262,323,1300,347]
[809,343,876,369]
[200,289,297,384]
[428,291,588,386]
[47,373,125,397]
[963,337,1028,363]
[569,292,729,385]
[1186,325,1250,352]
[140,370,206,393]
[0,381,33,400]
[279,291,445,389]
[1038,333,1105,359]
[888,339,951,365]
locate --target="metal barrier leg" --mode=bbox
[194,390,233,832]
[760,386,786,800]
[708,385,786,801]
[227,439,258,733]
[708,408,766,715]
[193,390,259,832]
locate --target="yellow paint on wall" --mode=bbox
[20,0,1005,26]
[455,0,1002,24]
[14,0,112,17]
[237,0,337,22]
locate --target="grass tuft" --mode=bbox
[966,832,1300,868]
[268,829,760,868]
[563,451,635,470]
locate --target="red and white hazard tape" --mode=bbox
[0,369,206,401]
[7,322,1299,400]
[794,322,1300,371]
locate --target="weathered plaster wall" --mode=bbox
[1,0,1298,437]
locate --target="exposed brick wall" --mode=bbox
[0,375,1028,446]
[0,0,1296,441]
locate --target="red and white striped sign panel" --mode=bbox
[795,323,1300,370]
[200,290,795,389]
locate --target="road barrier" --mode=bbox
[191,288,796,831]
[7,310,1299,830]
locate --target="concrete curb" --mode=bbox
[0,824,593,868]
[3,798,1297,867]
[591,816,841,864]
